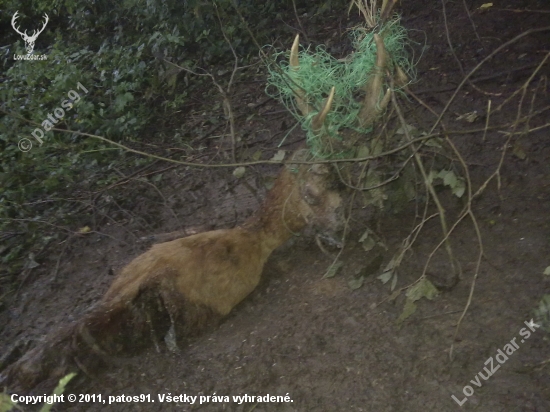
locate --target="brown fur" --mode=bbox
[2,156,343,392]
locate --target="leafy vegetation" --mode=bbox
[0,0,347,284]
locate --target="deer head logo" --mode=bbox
[11,11,49,55]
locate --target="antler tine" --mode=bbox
[290,35,335,135]
[311,86,335,133]
[394,65,409,88]
[11,11,26,36]
[30,13,49,40]
[357,34,390,128]
[289,34,314,118]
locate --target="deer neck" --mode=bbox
[242,167,307,258]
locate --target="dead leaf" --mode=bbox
[456,111,478,123]
[513,141,527,160]
[270,150,286,162]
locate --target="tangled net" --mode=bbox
[266,17,415,158]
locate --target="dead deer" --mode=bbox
[2,149,344,392]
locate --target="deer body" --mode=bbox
[3,159,343,391]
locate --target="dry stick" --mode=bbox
[406,86,520,359]
[2,106,478,167]
[374,212,440,308]
[494,52,550,112]
[429,26,550,135]
[214,2,240,162]
[391,90,458,278]
[335,151,416,191]
[51,236,72,282]
[461,0,481,42]
[323,187,357,279]
[482,99,491,142]
[444,136,484,362]
[349,0,378,28]
[500,122,550,135]
[494,8,550,14]
[16,122,445,168]
[448,61,544,359]
[413,63,542,95]
[442,0,501,97]
[395,63,546,353]
[139,179,182,229]
[291,0,309,44]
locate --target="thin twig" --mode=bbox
[429,26,550,134]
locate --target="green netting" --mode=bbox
[266,17,414,159]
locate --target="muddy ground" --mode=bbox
[1,0,550,411]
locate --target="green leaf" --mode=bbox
[391,272,398,291]
[323,260,343,278]
[442,170,457,188]
[358,228,377,252]
[0,392,22,412]
[361,236,376,252]
[543,266,550,276]
[396,298,417,326]
[424,137,443,148]
[40,373,77,412]
[377,270,393,284]
[357,145,370,158]
[348,276,365,290]
[397,278,440,327]
[251,151,262,161]
[232,167,246,179]
[452,178,466,198]
[395,124,416,135]
[406,277,439,302]
[114,92,134,112]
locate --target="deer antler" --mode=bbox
[289,34,312,117]
[11,11,25,37]
[289,34,335,135]
[30,13,49,41]
[11,11,49,40]
[357,33,391,128]
[11,11,49,54]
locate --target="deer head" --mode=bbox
[11,11,49,55]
